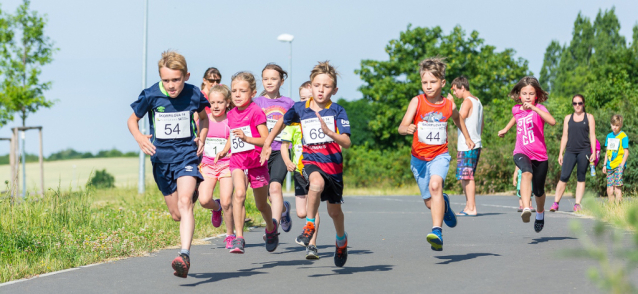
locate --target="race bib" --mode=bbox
[293,144,303,165]
[155,111,191,139]
[204,138,227,158]
[230,126,255,153]
[301,116,335,145]
[608,138,620,151]
[267,119,282,141]
[418,121,447,145]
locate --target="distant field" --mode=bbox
[0,157,153,192]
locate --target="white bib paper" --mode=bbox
[155,111,191,139]
[230,126,255,153]
[204,138,227,158]
[418,121,447,145]
[267,119,282,141]
[293,144,303,165]
[608,138,620,151]
[301,116,335,145]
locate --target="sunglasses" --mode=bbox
[572,102,583,106]
[206,78,221,83]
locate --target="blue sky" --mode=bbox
[0,0,637,156]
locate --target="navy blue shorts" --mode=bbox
[152,156,203,196]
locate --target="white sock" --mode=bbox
[536,211,544,220]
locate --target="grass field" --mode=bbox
[0,157,153,193]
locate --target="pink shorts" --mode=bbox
[231,165,270,189]
[200,162,231,180]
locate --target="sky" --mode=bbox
[0,0,637,156]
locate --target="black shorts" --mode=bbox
[152,156,203,196]
[513,153,548,197]
[560,151,591,182]
[294,171,308,196]
[302,164,344,204]
[268,149,289,184]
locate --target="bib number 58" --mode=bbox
[232,137,245,149]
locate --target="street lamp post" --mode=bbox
[277,33,294,192]
[138,0,149,194]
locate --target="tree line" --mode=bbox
[0,148,138,165]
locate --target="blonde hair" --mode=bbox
[508,76,548,104]
[299,81,311,92]
[209,84,233,111]
[611,114,623,127]
[419,57,446,80]
[158,50,187,77]
[231,71,257,93]
[310,61,339,87]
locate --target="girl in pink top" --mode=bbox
[197,84,237,249]
[222,71,278,254]
[498,76,555,231]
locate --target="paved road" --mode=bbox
[2,195,608,293]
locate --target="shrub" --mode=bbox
[87,169,115,189]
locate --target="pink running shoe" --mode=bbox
[549,202,559,212]
[224,235,236,249]
[573,203,581,212]
[211,199,222,228]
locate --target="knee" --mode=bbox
[255,200,269,212]
[269,183,282,194]
[234,189,247,202]
[221,200,232,211]
[297,211,307,219]
[308,179,324,193]
[328,208,343,219]
[171,212,181,222]
[521,172,532,181]
[199,197,212,207]
[429,180,442,192]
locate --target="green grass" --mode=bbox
[579,195,638,231]
[0,185,263,283]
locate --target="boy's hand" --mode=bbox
[315,112,334,137]
[498,129,507,138]
[195,137,204,157]
[136,134,156,155]
[406,124,417,135]
[232,129,246,141]
[602,166,607,174]
[285,160,296,172]
[465,138,475,150]
[260,146,272,166]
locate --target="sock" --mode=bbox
[227,234,235,237]
[180,249,190,256]
[336,232,347,247]
[306,217,315,224]
[432,226,442,233]
[536,211,544,220]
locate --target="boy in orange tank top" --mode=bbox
[398,57,474,251]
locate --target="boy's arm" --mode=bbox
[498,117,516,137]
[621,149,629,168]
[127,113,156,155]
[602,153,609,173]
[451,106,475,150]
[280,141,296,172]
[398,97,419,135]
[196,110,209,157]
[316,112,351,149]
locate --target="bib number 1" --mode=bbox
[204,138,227,158]
[418,122,447,145]
[230,126,255,153]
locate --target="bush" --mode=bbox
[343,145,413,188]
[87,169,115,189]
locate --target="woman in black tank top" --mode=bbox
[550,94,597,212]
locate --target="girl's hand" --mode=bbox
[406,124,417,135]
[513,177,517,187]
[195,137,205,157]
[498,129,507,138]
[260,146,272,166]
[522,102,535,111]
[214,149,227,163]
[558,155,563,165]
[232,129,246,141]
[136,134,156,155]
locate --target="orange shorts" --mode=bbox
[199,162,231,180]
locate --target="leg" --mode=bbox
[520,172,533,209]
[232,169,248,238]
[461,179,476,215]
[615,186,623,202]
[175,176,197,251]
[198,176,219,210]
[327,203,345,237]
[574,152,589,205]
[306,172,324,226]
[219,177,235,235]
[269,181,284,223]
[296,196,307,219]
[253,185,274,232]
[554,181,567,203]
[429,175,445,228]
[607,186,615,202]
[556,152,578,203]
[309,211,320,246]
[574,182,585,205]
[535,193,546,213]
[164,191,181,221]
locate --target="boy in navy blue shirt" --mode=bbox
[127,51,210,278]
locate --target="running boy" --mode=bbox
[398,57,474,251]
[280,81,320,259]
[127,51,209,278]
[261,61,351,267]
[602,114,629,203]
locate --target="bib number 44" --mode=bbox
[417,122,447,145]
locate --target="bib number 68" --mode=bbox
[309,127,326,140]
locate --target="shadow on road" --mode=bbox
[271,245,334,255]
[182,271,267,286]
[477,213,505,216]
[317,249,374,258]
[307,265,393,277]
[529,237,576,245]
[434,253,501,264]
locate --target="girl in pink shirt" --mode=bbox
[197,84,237,250]
[498,76,555,232]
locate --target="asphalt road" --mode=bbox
[1,195,611,293]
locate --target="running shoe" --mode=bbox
[521,208,532,223]
[280,201,292,233]
[573,204,581,212]
[229,237,245,254]
[306,245,319,260]
[265,219,280,252]
[517,206,523,212]
[426,229,443,251]
[224,235,236,249]
[211,199,222,228]
[549,202,559,212]
[443,193,457,228]
[334,236,348,267]
[171,253,190,278]
[534,218,545,233]
[295,222,316,247]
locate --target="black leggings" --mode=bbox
[559,151,591,182]
[513,153,548,197]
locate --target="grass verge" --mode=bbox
[579,195,638,231]
[0,185,263,283]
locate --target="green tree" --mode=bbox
[336,98,375,147]
[356,25,529,148]
[0,5,15,126]
[0,0,56,127]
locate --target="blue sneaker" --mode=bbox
[443,193,457,228]
[280,201,292,233]
[426,229,443,251]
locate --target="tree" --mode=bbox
[0,0,56,127]
[0,4,15,126]
[356,25,529,148]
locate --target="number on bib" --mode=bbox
[417,121,447,145]
[155,111,191,139]
[267,119,282,141]
[204,138,227,158]
[230,126,255,153]
[301,116,335,145]
[608,138,620,151]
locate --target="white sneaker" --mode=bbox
[521,208,532,223]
